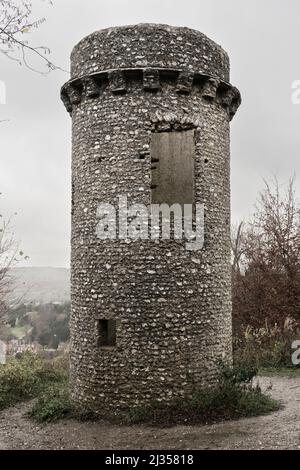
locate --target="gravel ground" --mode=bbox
[0,376,300,450]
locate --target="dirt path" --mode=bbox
[0,376,300,450]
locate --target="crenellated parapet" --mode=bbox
[61,67,241,121]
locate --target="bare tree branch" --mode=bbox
[0,200,28,333]
[232,175,300,332]
[0,0,66,74]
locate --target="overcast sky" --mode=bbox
[1,0,300,267]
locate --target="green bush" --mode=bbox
[128,363,279,426]
[29,384,100,423]
[28,382,72,423]
[234,317,300,370]
[0,355,279,426]
[0,352,92,423]
[28,363,278,426]
[0,353,68,411]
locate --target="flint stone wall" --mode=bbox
[62,24,241,413]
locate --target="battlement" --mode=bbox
[70,24,230,82]
[61,67,241,120]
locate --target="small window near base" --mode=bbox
[98,319,117,347]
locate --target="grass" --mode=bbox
[28,382,72,423]
[0,355,281,425]
[128,386,278,426]
[0,353,68,411]
[233,319,300,371]
[128,364,279,426]
[30,363,280,426]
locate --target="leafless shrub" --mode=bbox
[232,176,300,333]
[0,203,26,328]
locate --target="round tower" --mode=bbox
[61,24,241,414]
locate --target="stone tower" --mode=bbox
[61,24,241,414]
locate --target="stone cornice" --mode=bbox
[61,67,241,120]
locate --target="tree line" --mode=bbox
[232,176,300,334]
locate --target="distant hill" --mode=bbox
[10,267,70,304]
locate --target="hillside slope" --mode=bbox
[10,268,70,304]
